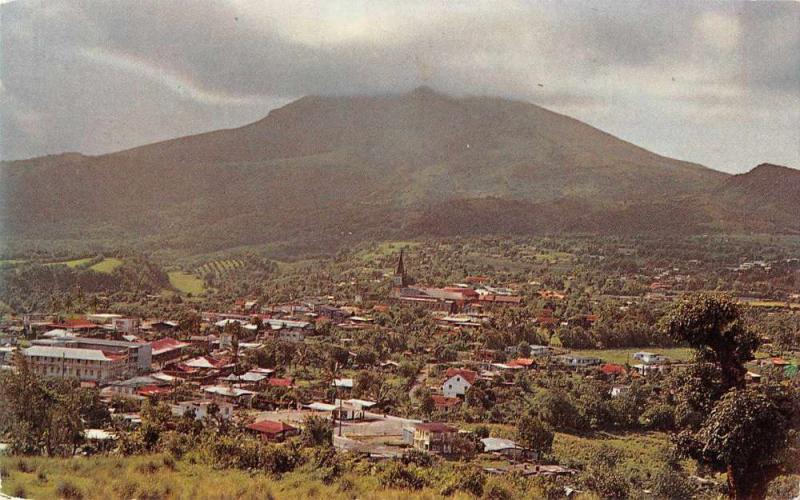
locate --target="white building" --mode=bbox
[632,352,667,364]
[24,345,127,382]
[442,369,477,398]
[172,399,234,420]
[557,354,602,368]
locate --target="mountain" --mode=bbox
[0,87,794,255]
[701,163,800,233]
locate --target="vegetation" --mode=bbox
[1,237,798,499]
[168,271,206,295]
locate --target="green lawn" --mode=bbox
[570,347,695,365]
[0,259,26,266]
[89,258,124,273]
[358,241,419,261]
[168,271,206,295]
[45,257,94,268]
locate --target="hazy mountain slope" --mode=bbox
[701,163,800,233]
[4,87,793,254]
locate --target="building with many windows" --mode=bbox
[23,345,128,382]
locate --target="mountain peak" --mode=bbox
[747,163,798,177]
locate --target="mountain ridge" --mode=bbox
[1,88,796,254]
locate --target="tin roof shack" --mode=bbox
[481,437,536,461]
[202,385,256,407]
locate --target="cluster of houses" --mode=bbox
[0,250,795,475]
[388,251,523,313]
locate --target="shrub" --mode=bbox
[113,480,138,499]
[15,460,34,473]
[767,475,800,499]
[12,485,26,498]
[379,462,426,490]
[401,449,434,467]
[650,466,696,499]
[301,414,333,447]
[450,466,486,497]
[56,480,84,499]
[482,478,516,500]
[135,460,160,474]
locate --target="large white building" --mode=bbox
[24,345,128,382]
[32,337,151,374]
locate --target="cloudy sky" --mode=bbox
[1,0,798,173]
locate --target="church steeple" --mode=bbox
[393,249,407,287]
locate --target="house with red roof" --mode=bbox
[246,420,299,442]
[149,337,190,367]
[600,363,627,377]
[431,395,462,411]
[267,377,294,388]
[507,358,535,368]
[137,385,174,398]
[442,368,478,398]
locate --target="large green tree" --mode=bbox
[666,294,797,499]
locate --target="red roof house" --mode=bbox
[600,363,627,376]
[431,395,462,410]
[444,368,478,384]
[246,420,299,441]
[267,377,293,388]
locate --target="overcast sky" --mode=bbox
[1,0,798,173]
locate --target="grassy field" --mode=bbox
[741,299,800,310]
[570,347,695,365]
[89,258,124,273]
[0,259,26,267]
[168,271,206,295]
[47,257,95,268]
[357,241,419,262]
[0,454,475,500]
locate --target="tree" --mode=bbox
[579,446,630,499]
[0,354,85,456]
[666,294,759,390]
[301,414,333,447]
[416,389,435,417]
[516,414,554,456]
[676,388,789,499]
[666,294,796,499]
[535,389,584,432]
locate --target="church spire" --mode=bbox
[393,249,407,287]
[396,249,405,276]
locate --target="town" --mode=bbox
[1,236,798,499]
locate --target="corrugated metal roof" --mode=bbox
[24,345,113,362]
[481,437,521,452]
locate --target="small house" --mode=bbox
[481,437,535,461]
[557,354,602,369]
[632,352,667,364]
[246,420,299,442]
[442,368,478,398]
